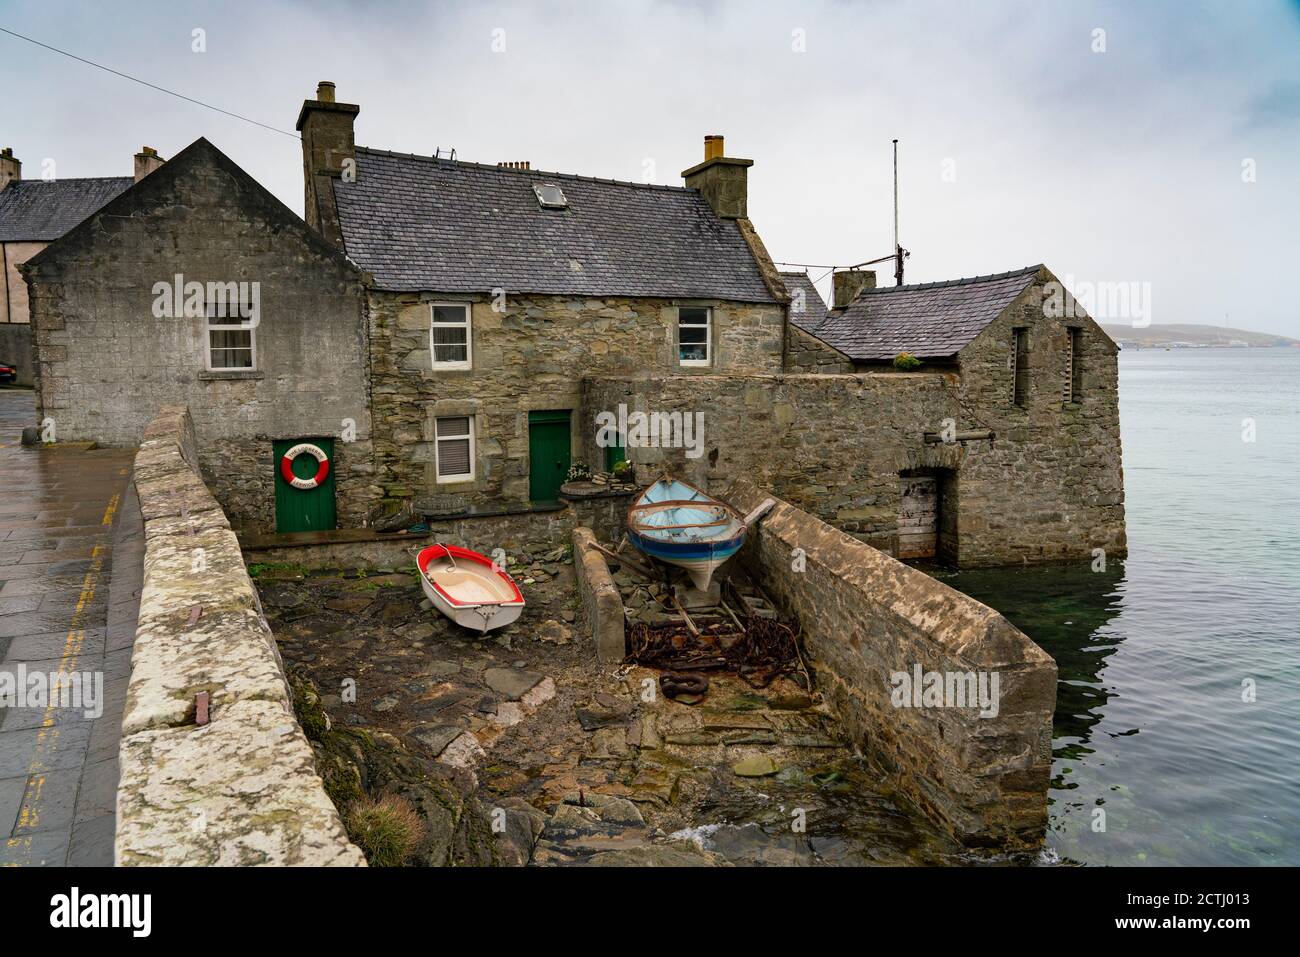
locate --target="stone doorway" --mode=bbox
[898,468,957,563]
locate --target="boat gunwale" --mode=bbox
[625,476,745,536]
[416,543,526,609]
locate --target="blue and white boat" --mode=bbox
[626,477,746,591]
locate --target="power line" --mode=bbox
[0,26,300,139]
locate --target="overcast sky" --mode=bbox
[3,0,1298,334]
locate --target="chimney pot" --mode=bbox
[134,146,166,182]
[833,269,876,309]
[0,147,20,189]
[316,81,336,103]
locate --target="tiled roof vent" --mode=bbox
[533,182,567,209]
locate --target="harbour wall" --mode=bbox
[725,479,1056,847]
[116,405,363,865]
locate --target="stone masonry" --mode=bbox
[21,138,380,534]
[116,405,362,865]
[726,479,1057,847]
[368,290,785,516]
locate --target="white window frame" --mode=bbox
[430,302,472,370]
[434,415,476,484]
[204,303,256,372]
[678,306,711,367]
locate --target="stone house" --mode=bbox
[21,137,378,532]
[296,84,789,521]
[0,145,162,383]
[19,80,1124,567]
[586,263,1126,566]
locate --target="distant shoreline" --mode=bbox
[1103,322,1299,349]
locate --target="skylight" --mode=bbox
[533,183,568,209]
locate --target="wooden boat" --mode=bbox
[626,477,746,591]
[415,544,525,633]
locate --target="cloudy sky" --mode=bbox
[3,0,1298,334]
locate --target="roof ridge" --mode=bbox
[7,175,135,186]
[354,145,695,195]
[857,264,1043,295]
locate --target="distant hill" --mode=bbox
[1101,323,1300,348]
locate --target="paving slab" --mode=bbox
[0,391,137,868]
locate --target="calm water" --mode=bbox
[939,347,1300,866]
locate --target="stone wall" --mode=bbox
[2,240,45,328]
[367,290,783,518]
[726,480,1056,847]
[785,324,853,373]
[22,138,379,534]
[571,527,625,663]
[584,343,1124,566]
[117,405,363,865]
[0,318,34,386]
[951,276,1126,565]
[241,507,576,573]
[582,371,961,553]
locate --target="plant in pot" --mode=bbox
[612,459,635,483]
[566,462,592,483]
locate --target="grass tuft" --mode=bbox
[346,794,425,867]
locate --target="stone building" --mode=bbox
[0,145,160,383]
[586,264,1126,566]
[18,81,1124,567]
[297,83,788,521]
[22,137,378,532]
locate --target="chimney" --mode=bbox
[0,148,20,189]
[833,269,876,309]
[497,161,531,170]
[681,134,752,219]
[134,146,165,181]
[296,80,360,245]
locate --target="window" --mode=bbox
[533,183,568,209]
[678,307,711,366]
[206,301,255,371]
[430,303,472,369]
[435,416,474,482]
[1065,327,1082,403]
[1011,328,1029,407]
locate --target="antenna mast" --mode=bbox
[893,138,904,286]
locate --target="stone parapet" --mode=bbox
[116,405,363,866]
[571,527,625,663]
[726,479,1056,848]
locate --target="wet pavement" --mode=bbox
[0,389,139,866]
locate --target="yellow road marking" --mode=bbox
[5,490,119,865]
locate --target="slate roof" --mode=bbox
[779,271,828,332]
[0,177,135,242]
[808,265,1043,361]
[330,148,776,301]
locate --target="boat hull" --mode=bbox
[627,526,744,591]
[626,477,747,590]
[415,544,525,634]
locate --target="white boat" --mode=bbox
[626,477,746,591]
[415,544,525,633]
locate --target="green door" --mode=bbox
[604,433,626,471]
[528,410,571,502]
[274,438,337,533]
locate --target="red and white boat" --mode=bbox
[415,544,525,633]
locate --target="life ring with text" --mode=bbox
[280,443,330,490]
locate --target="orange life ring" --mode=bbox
[280,442,330,490]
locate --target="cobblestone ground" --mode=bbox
[0,390,140,867]
[260,549,973,866]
